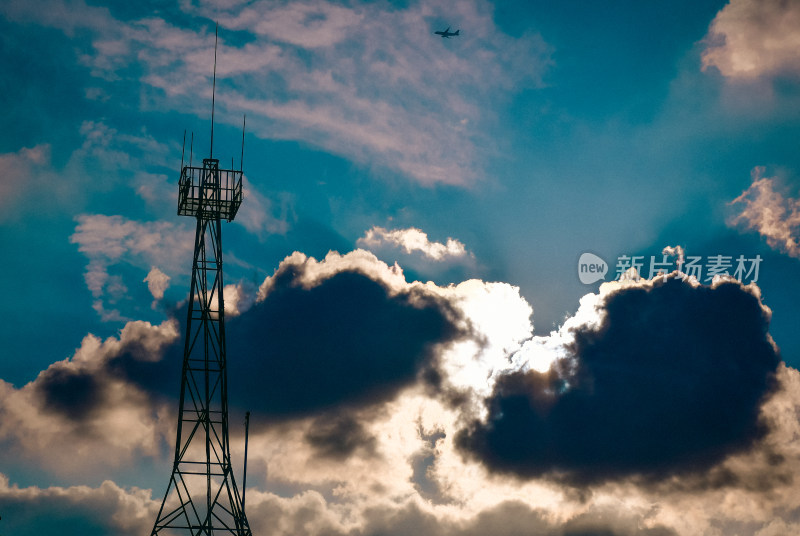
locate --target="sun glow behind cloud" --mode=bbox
[1,249,796,535]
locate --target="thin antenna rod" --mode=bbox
[240,115,246,172]
[243,411,250,511]
[189,132,194,168]
[210,22,219,159]
[180,130,186,169]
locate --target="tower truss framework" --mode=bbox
[150,155,251,535]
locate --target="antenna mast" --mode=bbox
[210,23,218,159]
[240,115,246,172]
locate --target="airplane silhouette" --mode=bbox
[435,26,460,38]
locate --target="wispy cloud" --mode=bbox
[729,167,800,258]
[0,118,179,223]
[221,1,363,49]
[207,1,551,186]
[235,177,292,237]
[0,0,113,37]
[70,214,193,320]
[702,0,800,80]
[0,145,51,214]
[213,0,552,186]
[6,0,552,187]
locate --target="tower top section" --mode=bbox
[178,158,243,221]
[176,24,245,222]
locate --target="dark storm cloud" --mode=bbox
[304,412,378,460]
[106,339,182,402]
[35,365,103,421]
[0,493,108,536]
[456,276,781,486]
[226,268,462,418]
[106,265,463,422]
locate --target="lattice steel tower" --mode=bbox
[151,25,252,535]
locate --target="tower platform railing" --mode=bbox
[178,158,243,222]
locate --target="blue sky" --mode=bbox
[2,0,800,534]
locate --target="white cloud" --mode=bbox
[257,249,409,298]
[358,226,471,262]
[729,167,800,257]
[702,0,800,79]
[223,280,257,317]
[70,214,193,319]
[662,244,685,262]
[143,266,171,306]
